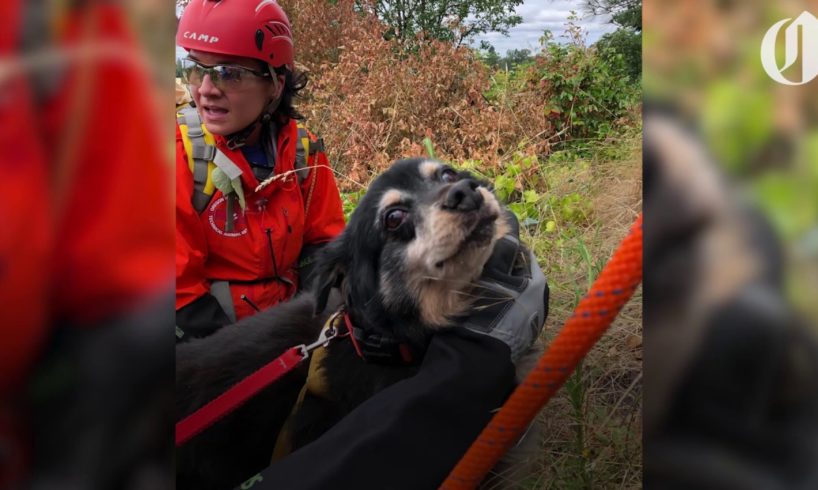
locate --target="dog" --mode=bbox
[176,158,542,489]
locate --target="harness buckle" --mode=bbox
[187,125,204,138]
[201,144,216,161]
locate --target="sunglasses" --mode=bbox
[180,58,272,91]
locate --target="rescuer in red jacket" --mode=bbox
[175,0,346,339]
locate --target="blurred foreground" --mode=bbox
[643,1,818,488]
[1,1,174,489]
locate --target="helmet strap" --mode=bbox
[225,123,254,150]
[262,118,278,166]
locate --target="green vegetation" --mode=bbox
[358,0,524,46]
[584,0,642,81]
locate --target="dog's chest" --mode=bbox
[286,340,420,451]
[320,341,419,408]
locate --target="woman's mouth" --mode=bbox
[202,105,229,122]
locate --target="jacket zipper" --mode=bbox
[266,228,279,278]
[281,208,291,265]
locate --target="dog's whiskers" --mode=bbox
[417,275,470,284]
[447,289,511,311]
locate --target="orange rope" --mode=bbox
[440,213,643,489]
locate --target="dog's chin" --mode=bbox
[410,213,503,327]
[433,215,496,267]
[431,210,506,281]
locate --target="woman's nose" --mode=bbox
[197,74,221,97]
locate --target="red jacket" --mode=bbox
[176,119,345,323]
[0,2,175,391]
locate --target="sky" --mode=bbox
[471,0,618,55]
[175,0,617,60]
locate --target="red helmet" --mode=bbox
[177,0,294,70]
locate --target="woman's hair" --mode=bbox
[273,66,308,122]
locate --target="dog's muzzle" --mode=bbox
[442,179,484,212]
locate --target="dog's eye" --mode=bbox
[441,169,459,183]
[384,209,408,230]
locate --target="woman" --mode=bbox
[175,0,345,339]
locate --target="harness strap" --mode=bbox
[295,125,309,181]
[190,135,213,212]
[212,146,243,179]
[182,109,203,138]
[296,125,325,216]
[210,280,236,323]
[176,346,307,447]
[178,110,323,215]
[177,106,214,214]
[190,133,216,161]
[295,124,321,184]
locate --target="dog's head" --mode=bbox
[313,158,508,340]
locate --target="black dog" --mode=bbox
[177,158,532,490]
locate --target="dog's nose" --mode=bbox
[442,179,483,212]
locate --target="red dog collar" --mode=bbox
[343,311,418,364]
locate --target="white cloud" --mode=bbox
[471,0,617,55]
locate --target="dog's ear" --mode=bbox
[312,235,348,315]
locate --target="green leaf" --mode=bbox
[523,190,540,204]
[211,167,246,212]
[702,82,773,173]
[494,174,515,201]
[545,220,556,233]
[422,137,436,159]
[211,167,233,196]
[508,202,527,220]
[231,177,246,212]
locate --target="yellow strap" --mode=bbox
[177,120,217,196]
[296,123,311,172]
[178,123,195,173]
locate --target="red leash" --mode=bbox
[176,311,346,447]
[175,347,307,446]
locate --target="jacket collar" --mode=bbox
[212,119,298,195]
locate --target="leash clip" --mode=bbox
[297,310,345,358]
